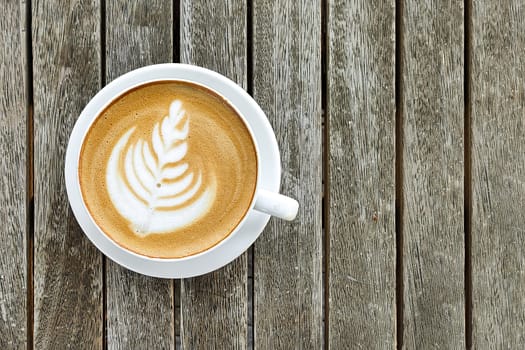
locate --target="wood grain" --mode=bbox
[402,0,464,348]
[471,1,525,347]
[252,0,322,348]
[105,1,174,349]
[327,0,396,348]
[180,1,248,349]
[32,0,103,348]
[0,0,28,348]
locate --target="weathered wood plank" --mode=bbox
[105,1,174,349]
[327,0,396,348]
[32,0,103,348]
[0,0,28,348]
[252,0,322,348]
[180,1,248,349]
[471,1,525,347]
[402,0,464,348]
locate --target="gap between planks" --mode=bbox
[321,0,329,349]
[173,0,180,65]
[26,0,35,348]
[395,0,405,348]
[464,0,473,347]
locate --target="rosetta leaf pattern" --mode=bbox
[106,100,214,235]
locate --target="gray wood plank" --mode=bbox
[402,0,464,348]
[104,1,174,349]
[471,1,525,347]
[327,0,396,348]
[252,0,322,348]
[0,0,28,348]
[32,0,103,348]
[180,1,248,349]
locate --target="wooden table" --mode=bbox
[1,0,524,348]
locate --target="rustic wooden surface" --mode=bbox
[32,0,103,348]
[252,0,323,348]
[105,1,175,349]
[472,0,525,347]
[0,0,28,348]
[180,1,248,349]
[3,0,525,349]
[327,0,396,348]
[401,0,465,348]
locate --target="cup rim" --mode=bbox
[65,63,281,277]
[76,78,262,261]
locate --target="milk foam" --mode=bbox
[106,100,216,236]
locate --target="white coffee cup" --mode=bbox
[65,64,298,278]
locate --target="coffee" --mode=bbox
[79,81,258,258]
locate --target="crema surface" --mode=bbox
[79,81,257,258]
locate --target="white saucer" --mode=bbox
[65,64,281,278]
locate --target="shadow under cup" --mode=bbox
[78,79,259,259]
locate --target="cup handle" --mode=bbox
[253,189,299,221]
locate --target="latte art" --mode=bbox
[106,100,216,235]
[79,80,257,258]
